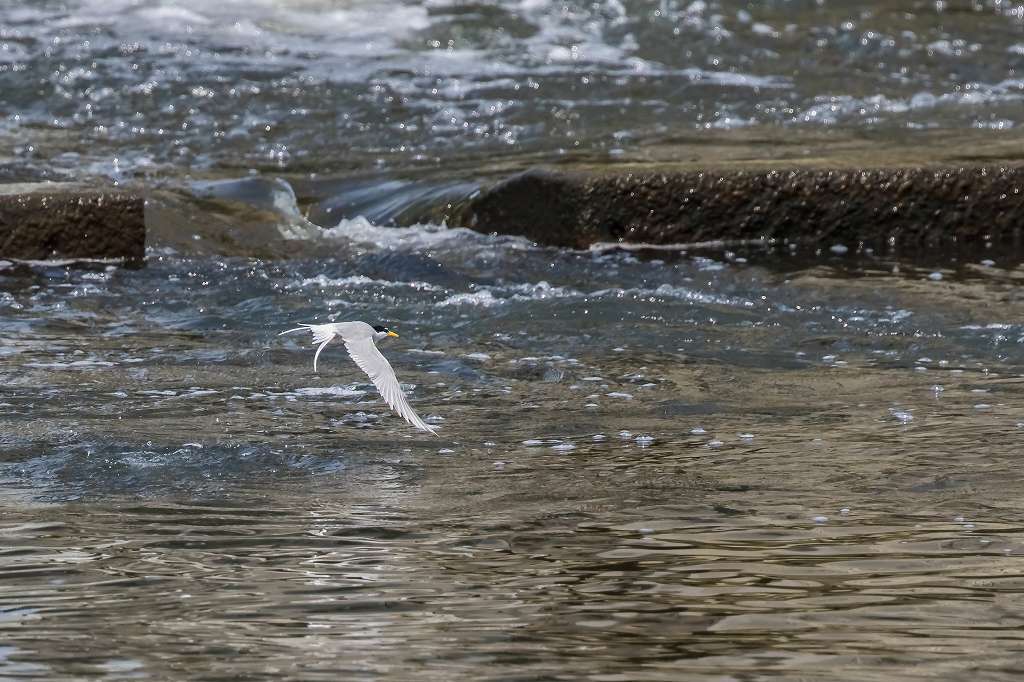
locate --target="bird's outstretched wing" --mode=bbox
[343,336,438,435]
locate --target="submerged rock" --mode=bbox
[0,182,144,261]
[463,166,1024,249]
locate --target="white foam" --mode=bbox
[437,290,502,307]
[294,274,441,292]
[293,386,367,398]
[24,360,115,369]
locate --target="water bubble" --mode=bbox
[974,404,992,410]
[829,244,848,255]
[839,507,850,515]
[813,515,829,524]
[706,440,723,448]
[607,392,633,400]
[981,259,995,266]
[483,441,497,447]
[618,430,632,439]
[891,410,913,423]
[551,443,576,451]
[690,427,707,435]
[738,433,754,440]
[634,435,655,446]
[592,434,607,441]
[963,523,976,529]
[953,516,965,523]
[438,448,455,454]
[522,439,544,446]
[928,272,943,281]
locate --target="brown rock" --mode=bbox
[0,183,145,261]
[463,166,1024,249]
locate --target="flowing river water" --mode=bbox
[3,1,1024,680]
[4,235,1024,680]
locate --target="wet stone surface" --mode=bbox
[463,165,1024,248]
[0,183,144,261]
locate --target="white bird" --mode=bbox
[279,321,438,435]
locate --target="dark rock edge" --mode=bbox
[460,166,1024,249]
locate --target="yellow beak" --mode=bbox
[386,330,399,338]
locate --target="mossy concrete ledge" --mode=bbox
[0,183,145,260]
[463,167,1024,249]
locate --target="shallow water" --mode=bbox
[1,0,1023,179]
[4,231,1024,679]
[5,0,1024,678]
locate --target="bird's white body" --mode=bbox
[279,321,438,435]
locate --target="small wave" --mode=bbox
[435,280,749,308]
[23,360,116,369]
[292,386,368,398]
[437,290,502,308]
[293,274,442,292]
[317,216,530,252]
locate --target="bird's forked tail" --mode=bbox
[279,323,337,373]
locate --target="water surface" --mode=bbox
[3,231,1024,679]
[4,0,1024,678]
[1,0,1022,179]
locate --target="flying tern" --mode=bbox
[279,321,438,435]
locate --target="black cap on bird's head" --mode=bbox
[373,325,399,338]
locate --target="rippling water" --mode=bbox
[5,1,1024,678]
[4,227,1024,678]
[1,0,1023,178]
